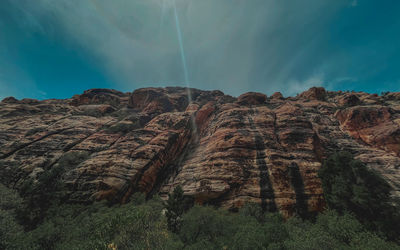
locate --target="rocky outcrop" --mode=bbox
[1,97,19,104]
[337,94,362,106]
[1,87,400,217]
[70,89,129,107]
[336,106,400,156]
[271,92,284,100]
[298,87,326,101]
[237,92,267,105]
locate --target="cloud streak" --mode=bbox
[3,0,400,97]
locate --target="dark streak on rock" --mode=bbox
[248,110,277,212]
[288,162,308,218]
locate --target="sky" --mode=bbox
[1,0,400,100]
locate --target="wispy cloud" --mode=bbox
[5,0,398,98]
[285,74,325,96]
[7,0,353,96]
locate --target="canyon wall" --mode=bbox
[1,87,399,217]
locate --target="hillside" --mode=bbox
[1,87,400,217]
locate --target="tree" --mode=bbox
[18,151,89,229]
[0,184,25,250]
[179,205,235,248]
[18,165,65,229]
[319,151,400,241]
[284,210,397,250]
[239,202,264,223]
[165,185,185,233]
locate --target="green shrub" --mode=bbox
[0,191,397,249]
[18,151,90,230]
[239,202,264,223]
[262,213,288,248]
[57,151,90,170]
[178,204,286,249]
[76,108,103,117]
[130,192,146,205]
[0,184,25,250]
[18,165,65,229]
[319,151,400,241]
[25,127,46,136]
[284,217,343,250]
[179,205,235,249]
[229,218,268,250]
[105,122,139,133]
[165,186,186,233]
[284,210,398,250]
[1,152,399,249]
[0,209,25,250]
[17,197,174,250]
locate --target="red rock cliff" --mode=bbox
[1,87,400,217]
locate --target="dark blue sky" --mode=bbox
[1,0,399,100]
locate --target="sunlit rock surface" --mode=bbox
[1,87,400,217]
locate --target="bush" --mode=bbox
[229,217,269,250]
[1,152,399,249]
[18,151,90,229]
[16,197,174,250]
[284,210,398,250]
[239,202,264,223]
[18,165,65,229]
[0,184,25,250]
[165,186,185,233]
[319,151,400,241]
[105,122,139,133]
[57,151,90,171]
[0,189,397,249]
[179,205,235,249]
[262,213,288,248]
[25,127,46,136]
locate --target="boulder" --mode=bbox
[237,92,267,105]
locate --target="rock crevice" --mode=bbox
[1,87,400,215]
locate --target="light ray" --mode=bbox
[171,0,197,137]
[172,0,192,102]
[160,0,167,29]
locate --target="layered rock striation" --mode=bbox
[1,87,400,217]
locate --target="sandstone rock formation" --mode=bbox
[1,87,400,217]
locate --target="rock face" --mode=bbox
[298,87,326,101]
[336,106,400,157]
[70,89,129,107]
[1,87,400,217]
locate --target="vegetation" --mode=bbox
[0,184,24,250]
[105,122,139,133]
[1,186,397,249]
[0,152,399,249]
[76,108,104,117]
[319,151,400,241]
[18,151,89,229]
[25,127,46,136]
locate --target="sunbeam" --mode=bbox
[172,0,192,102]
[169,0,197,137]
[160,0,167,29]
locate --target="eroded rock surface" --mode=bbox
[1,87,400,217]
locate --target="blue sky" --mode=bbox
[1,0,399,100]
